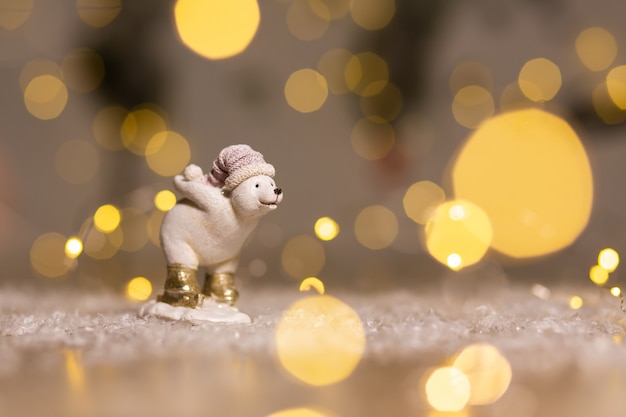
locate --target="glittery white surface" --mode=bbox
[1,283,625,417]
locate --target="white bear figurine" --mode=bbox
[140,145,282,324]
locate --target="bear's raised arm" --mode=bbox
[173,165,221,212]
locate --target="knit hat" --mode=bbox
[208,144,275,191]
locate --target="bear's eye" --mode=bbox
[255,183,259,188]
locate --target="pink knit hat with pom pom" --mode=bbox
[208,144,275,191]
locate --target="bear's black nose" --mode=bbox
[274,188,282,195]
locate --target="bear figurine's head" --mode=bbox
[208,144,282,218]
[230,175,283,218]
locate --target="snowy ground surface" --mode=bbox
[1,283,626,417]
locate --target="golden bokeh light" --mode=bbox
[606,66,626,110]
[275,294,365,386]
[64,237,84,259]
[317,48,354,95]
[154,190,177,212]
[314,217,340,241]
[84,225,123,260]
[0,0,34,30]
[145,131,191,177]
[359,82,403,122]
[286,0,329,41]
[452,343,512,405]
[120,106,168,155]
[125,276,153,301]
[93,204,121,233]
[284,69,329,113]
[425,200,492,270]
[424,367,471,412]
[119,208,149,252]
[499,81,536,113]
[403,181,446,225]
[344,52,388,97]
[449,61,493,95]
[354,205,398,250]
[281,235,326,279]
[24,75,69,120]
[589,264,609,285]
[452,109,593,259]
[350,0,395,30]
[30,232,71,278]
[299,276,325,295]
[63,348,85,392]
[451,85,494,129]
[93,106,127,151]
[76,0,122,28]
[592,82,626,125]
[312,0,350,20]
[351,116,395,160]
[55,139,100,185]
[61,48,105,93]
[266,407,338,417]
[19,59,64,92]
[518,58,562,102]
[611,286,621,297]
[598,248,619,272]
[174,0,260,60]
[569,295,583,310]
[575,27,617,72]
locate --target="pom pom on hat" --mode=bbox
[208,144,275,191]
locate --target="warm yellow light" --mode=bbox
[299,277,325,295]
[589,264,609,285]
[606,66,626,110]
[317,48,354,95]
[93,106,127,151]
[576,27,617,72]
[569,295,584,310]
[55,139,100,185]
[0,0,34,30]
[425,200,492,270]
[344,52,388,96]
[24,75,69,120]
[120,106,168,155]
[76,0,122,28]
[351,117,395,160]
[63,349,85,392]
[610,287,621,297]
[451,85,494,129]
[30,233,71,278]
[174,0,260,60]
[402,181,446,225]
[83,223,123,260]
[154,190,177,212]
[64,237,84,259]
[425,367,471,412]
[360,82,403,122]
[281,235,326,279]
[145,131,191,177]
[93,204,121,233]
[314,217,340,241]
[275,294,365,386]
[266,407,338,417]
[518,58,562,102]
[350,0,395,30]
[354,205,398,250]
[62,48,105,93]
[284,69,329,113]
[449,61,493,95]
[452,109,593,259]
[499,81,535,113]
[452,343,512,405]
[592,82,626,125]
[287,0,329,41]
[598,248,620,272]
[126,276,153,301]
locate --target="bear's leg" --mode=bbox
[203,272,238,306]
[157,263,203,308]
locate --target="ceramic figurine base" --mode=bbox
[139,299,251,324]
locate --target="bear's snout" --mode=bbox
[274,188,282,195]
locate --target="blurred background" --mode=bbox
[2,0,626,301]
